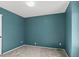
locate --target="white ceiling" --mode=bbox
[0,1,69,18]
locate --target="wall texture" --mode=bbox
[66,2,79,57]
[0,7,25,53]
[71,2,79,57]
[24,13,66,49]
[65,2,72,56]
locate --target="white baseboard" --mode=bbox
[62,49,69,57]
[23,44,63,50]
[3,45,25,55]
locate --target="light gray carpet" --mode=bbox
[0,45,68,57]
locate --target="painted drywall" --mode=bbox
[66,2,79,57]
[65,2,72,56]
[24,13,66,49]
[0,7,25,53]
[71,2,79,57]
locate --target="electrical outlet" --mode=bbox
[59,42,61,46]
[34,42,37,46]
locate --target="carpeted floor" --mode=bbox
[0,45,68,57]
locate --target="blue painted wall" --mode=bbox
[24,13,66,49]
[71,2,79,57]
[66,2,79,57]
[0,7,25,53]
[65,2,72,56]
